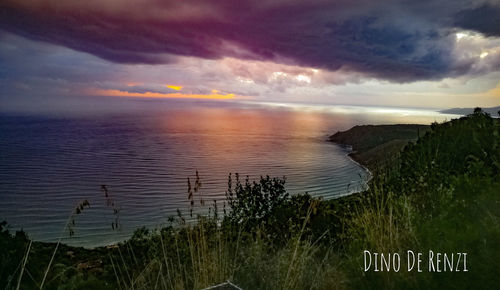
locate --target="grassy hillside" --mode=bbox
[329,124,430,169]
[1,109,499,289]
[343,109,500,289]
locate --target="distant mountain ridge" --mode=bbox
[440,106,500,116]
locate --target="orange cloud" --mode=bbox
[92,89,236,100]
[166,85,183,91]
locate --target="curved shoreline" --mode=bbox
[345,150,373,191]
[327,142,372,199]
[329,124,429,171]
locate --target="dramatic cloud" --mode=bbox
[1,0,499,82]
[455,3,500,37]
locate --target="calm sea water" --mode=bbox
[0,100,458,247]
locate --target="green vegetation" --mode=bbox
[1,109,499,289]
[343,109,500,289]
[329,124,430,169]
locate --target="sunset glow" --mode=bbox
[93,89,237,100]
[166,85,183,91]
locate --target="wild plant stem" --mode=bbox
[40,210,73,289]
[159,231,173,289]
[16,240,32,290]
[285,200,316,288]
[109,255,123,290]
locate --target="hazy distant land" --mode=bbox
[440,106,500,116]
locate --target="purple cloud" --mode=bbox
[1,0,499,83]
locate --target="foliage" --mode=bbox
[1,109,499,289]
[343,109,500,289]
[225,173,289,226]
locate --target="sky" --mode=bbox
[1,0,500,113]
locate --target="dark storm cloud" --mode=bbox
[454,3,500,37]
[0,0,499,82]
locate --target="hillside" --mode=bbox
[329,124,430,169]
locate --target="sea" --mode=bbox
[0,99,460,247]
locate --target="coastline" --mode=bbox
[332,143,373,198]
[7,125,417,249]
[329,124,430,171]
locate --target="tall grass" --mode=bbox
[342,110,500,289]
[15,240,32,290]
[40,199,91,289]
[110,191,344,290]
